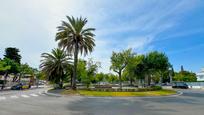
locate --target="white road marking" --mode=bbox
[21,95,30,98]
[30,94,38,97]
[0,96,6,100]
[38,92,42,94]
[38,92,45,95]
[10,95,19,99]
[0,92,46,101]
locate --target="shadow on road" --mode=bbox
[65,97,179,115]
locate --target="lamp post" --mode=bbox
[169,67,173,84]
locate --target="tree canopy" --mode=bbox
[0,59,11,73]
[40,48,72,88]
[110,49,133,89]
[0,58,20,74]
[173,71,197,82]
[4,47,21,64]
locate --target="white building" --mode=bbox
[196,68,204,81]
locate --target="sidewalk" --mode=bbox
[0,85,46,92]
[0,87,11,91]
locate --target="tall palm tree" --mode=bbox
[56,16,95,90]
[40,48,71,88]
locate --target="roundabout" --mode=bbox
[1,88,204,115]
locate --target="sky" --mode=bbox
[0,0,204,73]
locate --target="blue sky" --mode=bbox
[0,0,204,73]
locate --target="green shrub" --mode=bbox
[138,86,162,92]
[151,86,162,90]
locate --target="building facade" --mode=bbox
[196,68,204,81]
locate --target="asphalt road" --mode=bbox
[0,89,204,115]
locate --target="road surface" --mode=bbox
[0,89,204,115]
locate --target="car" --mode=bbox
[37,81,45,85]
[11,83,30,90]
[172,82,188,89]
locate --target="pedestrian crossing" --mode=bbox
[30,94,38,97]
[0,92,45,101]
[21,94,30,98]
[10,95,18,99]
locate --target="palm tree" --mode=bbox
[56,16,95,90]
[40,48,71,88]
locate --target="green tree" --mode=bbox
[87,58,101,83]
[110,49,132,89]
[36,71,46,80]
[146,51,170,85]
[0,58,21,89]
[56,16,95,90]
[173,71,197,82]
[40,48,71,88]
[106,73,118,83]
[77,60,88,87]
[0,60,11,72]
[4,47,21,64]
[0,59,11,89]
[18,63,33,82]
[65,65,74,86]
[126,55,147,87]
[3,58,20,75]
[95,73,105,85]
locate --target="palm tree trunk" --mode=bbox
[72,44,78,90]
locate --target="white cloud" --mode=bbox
[0,0,201,73]
[127,37,154,52]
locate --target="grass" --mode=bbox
[61,89,177,97]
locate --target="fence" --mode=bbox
[185,82,204,89]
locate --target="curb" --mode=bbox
[85,91,183,99]
[171,91,183,97]
[42,90,183,98]
[43,90,62,97]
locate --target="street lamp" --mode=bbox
[169,67,173,84]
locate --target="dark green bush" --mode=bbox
[138,86,162,92]
[151,86,162,90]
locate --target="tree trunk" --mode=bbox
[159,72,163,85]
[18,73,22,83]
[130,77,133,86]
[139,79,142,88]
[1,72,8,90]
[12,74,18,82]
[159,76,162,85]
[72,44,78,90]
[70,73,73,87]
[59,80,63,89]
[148,75,151,86]
[139,79,144,88]
[118,71,122,90]
[169,73,172,84]
[36,78,39,88]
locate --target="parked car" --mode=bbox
[172,82,188,89]
[11,83,30,90]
